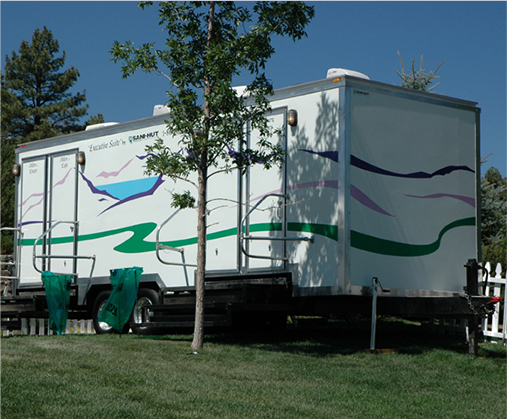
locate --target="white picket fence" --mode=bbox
[480,262,506,342]
[429,262,506,344]
[1,318,95,337]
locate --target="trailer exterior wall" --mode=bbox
[13,75,480,303]
[347,80,479,295]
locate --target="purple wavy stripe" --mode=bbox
[351,155,475,178]
[79,172,119,200]
[54,168,72,187]
[19,168,73,223]
[136,153,157,160]
[97,159,133,179]
[20,197,44,223]
[299,149,339,162]
[98,176,165,215]
[250,181,339,203]
[288,180,339,191]
[18,220,43,227]
[21,192,44,206]
[351,185,394,217]
[405,193,476,207]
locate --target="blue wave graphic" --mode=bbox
[79,172,165,215]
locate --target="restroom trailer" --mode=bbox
[2,71,483,332]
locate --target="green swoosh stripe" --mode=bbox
[22,223,159,253]
[22,222,335,254]
[287,222,338,241]
[350,217,475,257]
[22,217,473,258]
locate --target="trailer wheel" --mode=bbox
[92,290,128,335]
[130,288,160,335]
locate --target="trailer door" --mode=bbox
[18,150,79,285]
[18,156,48,286]
[46,150,79,275]
[243,108,287,270]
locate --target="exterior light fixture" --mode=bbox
[12,163,21,177]
[76,151,86,165]
[287,109,298,127]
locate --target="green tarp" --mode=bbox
[41,271,73,335]
[98,267,143,333]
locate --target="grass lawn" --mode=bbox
[1,318,506,419]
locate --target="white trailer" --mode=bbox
[5,70,482,332]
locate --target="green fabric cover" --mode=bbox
[98,267,143,333]
[41,271,73,335]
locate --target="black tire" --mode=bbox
[130,288,160,335]
[92,290,129,334]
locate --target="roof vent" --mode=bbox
[232,85,248,97]
[85,122,119,131]
[326,68,369,80]
[153,105,171,116]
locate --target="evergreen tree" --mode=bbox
[481,167,507,273]
[1,27,102,254]
[395,51,445,92]
[111,1,314,351]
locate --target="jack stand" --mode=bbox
[369,277,391,353]
[370,277,379,351]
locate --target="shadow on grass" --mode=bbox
[139,317,498,357]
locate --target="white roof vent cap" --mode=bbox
[153,105,171,116]
[232,85,249,97]
[326,68,369,80]
[85,122,119,131]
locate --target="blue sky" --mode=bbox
[1,1,506,176]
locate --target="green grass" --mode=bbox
[1,318,506,419]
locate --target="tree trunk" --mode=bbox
[191,161,207,351]
[191,1,215,352]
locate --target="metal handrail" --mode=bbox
[0,227,23,280]
[156,209,197,268]
[240,193,313,261]
[32,221,96,277]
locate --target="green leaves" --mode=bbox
[171,190,196,210]
[110,1,313,197]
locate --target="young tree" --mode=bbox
[1,27,103,254]
[110,1,314,351]
[395,51,445,92]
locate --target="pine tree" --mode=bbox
[481,167,507,273]
[1,27,102,254]
[395,51,445,92]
